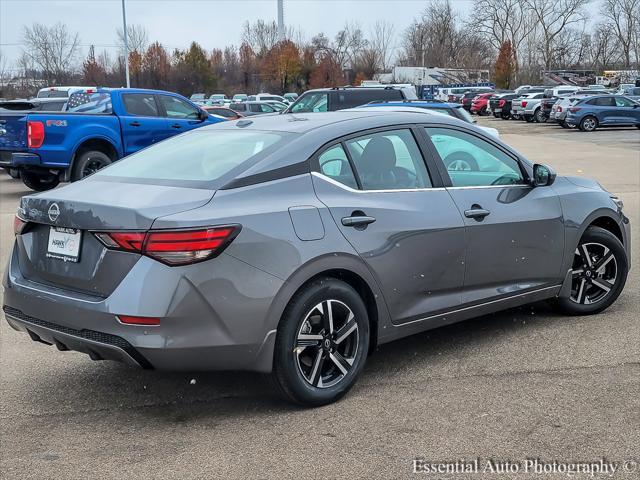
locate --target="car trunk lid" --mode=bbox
[0,112,28,152]
[16,179,216,297]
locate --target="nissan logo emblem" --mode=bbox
[48,203,60,222]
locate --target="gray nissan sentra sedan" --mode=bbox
[3,111,630,406]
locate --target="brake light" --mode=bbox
[27,121,45,148]
[13,215,28,235]
[94,225,240,266]
[117,315,160,326]
[521,101,528,108]
[569,107,581,113]
[557,106,563,112]
[499,99,505,107]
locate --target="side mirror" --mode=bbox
[198,109,209,121]
[532,163,556,187]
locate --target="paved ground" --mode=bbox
[0,119,638,479]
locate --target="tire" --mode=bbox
[534,109,545,123]
[479,107,487,116]
[556,226,628,316]
[524,115,534,123]
[559,120,570,129]
[579,115,598,132]
[443,152,479,171]
[21,171,60,191]
[501,112,511,120]
[273,277,370,406]
[493,112,501,118]
[512,114,521,120]
[72,150,112,181]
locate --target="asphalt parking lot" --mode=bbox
[0,119,638,479]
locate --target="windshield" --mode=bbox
[96,130,286,184]
[290,92,328,113]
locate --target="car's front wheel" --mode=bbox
[556,226,628,315]
[21,171,60,191]
[273,278,370,406]
[535,109,545,123]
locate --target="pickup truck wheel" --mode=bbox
[524,115,534,123]
[72,150,112,181]
[534,109,545,123]
[21,172,60,191]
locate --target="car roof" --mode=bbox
[368,101,460,108]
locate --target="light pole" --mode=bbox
[121,0,130,87]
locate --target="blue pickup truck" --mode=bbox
[0,88,225,191]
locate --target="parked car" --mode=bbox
[36,86,96,99]
[436,87,479,102]
[352,103,499,138]
[207,94,228,105]
[229,100,279,116]
[286,86,417,113]
[489,93,518,119]
[263,100,289,112]
[511,92,545,121]
[249,93,289,104]
[232,93,248,102]
[190,93,206,103]
[459,92,479,111]
[565,95,640,131]
[202,105,243,119]
[0,98,68,112]
[283,93,299,102]
[551,91,610,127]
[0,88,225,191]
[470,93,497,115]
[4,110,630,407]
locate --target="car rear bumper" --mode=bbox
[3,244,283,372]
[0,151,40,168]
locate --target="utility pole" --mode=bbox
[277,0,285,41]
[121,0,131,88]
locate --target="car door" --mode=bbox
[613,96,639,124]
[591,96,616,124]
[424,126,564,305]
[119,93,166,156]
[311,127,466,324]
[157,94,205,137]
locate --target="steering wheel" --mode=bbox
[490,173,520,185]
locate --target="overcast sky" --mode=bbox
[0,0,476,70]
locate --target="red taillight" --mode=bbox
[557,106,563,112]
[117,315,160,326]
[569,107,581,113]
[499,99,505,107]
[13,215,27,235]
[27,121,45,148]
[521,101,528,108]
[94,225,240,266]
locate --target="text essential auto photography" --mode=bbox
[0,0,638,479]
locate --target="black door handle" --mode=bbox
[342,215,376,227]
[129,121,141,127]
[464,204,491,220]
[170,123,182,129]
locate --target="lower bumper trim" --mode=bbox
[3,305,152,368]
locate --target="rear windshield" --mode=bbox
[96,129,287,185]
[67,92,112,113]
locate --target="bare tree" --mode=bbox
[370,20,395,72]
[242,20,279,56]
[523,0,590,69]
[0,51,10,89]
[471,0,536,75]
[588,22,619,69]
[23,22,80,85]
[600,0,639,67]
[116,24,149,54]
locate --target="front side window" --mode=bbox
[615,96,635,107]
[426,127,524,187]
[159,95,200,119]
[318,144,358,189]
[259,103,276,113]
[344,129,431,190]
[123,93,159,117]
[290,92,328,113]
[96,130,286,183]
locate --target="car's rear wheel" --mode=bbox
[579,116,598,132]
[535,109,545,123]
[273,278,370,406]
[501,112,511,120]
[524,115,534,122]
[556,227,628,315]
[21,171,60,191]
[72,150,112,181]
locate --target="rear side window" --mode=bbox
[229,103,245,112]
[290,92,328,113]
[122,93,159,117]
[97,130,286,183]
[337,89,403,109]
[318,145,358,189]
[344,129,431,190]
[591,97,616,107]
